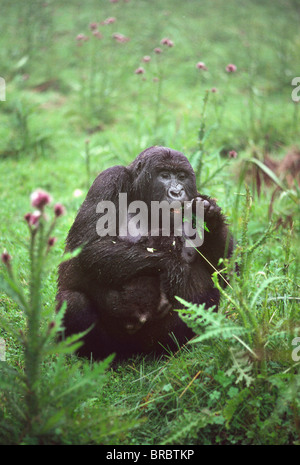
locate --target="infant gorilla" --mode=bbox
[103,237,193,335]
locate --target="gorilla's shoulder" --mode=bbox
[87,165,131,201]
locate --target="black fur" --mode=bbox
[57,146,233,360]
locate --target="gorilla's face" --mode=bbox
[152,169,191,203]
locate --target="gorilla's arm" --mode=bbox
[60,165,164,288]
[193,195,233,269]
[78,238,164,285]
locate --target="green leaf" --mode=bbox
[54,354,113,401]
[43,328,92,356]
[223,387,250,428]
[250,276,285,310]
[190,324,247,344]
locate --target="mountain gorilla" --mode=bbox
[57,146,233,360]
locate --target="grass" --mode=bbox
[0,0,300,445]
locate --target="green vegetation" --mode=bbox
[0,0,299,445]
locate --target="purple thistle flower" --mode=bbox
[229,150,238,158]
[102,17,116,25]
[54,203,65,217]
[160,38,174,47]
[89,22,98,31]
[27,211,42,226]
[1,250,11,266]
[30,189,52,210]
[226,63,237,73]
[196,61,207,71]
[76,33,89,42]
[135,67,145,74]
[154,47,162,54]
[48,237,57,247]
[92,30,103,39]
[24,212,32,224]
[112,32,130,43]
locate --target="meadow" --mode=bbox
[0,0,299,445]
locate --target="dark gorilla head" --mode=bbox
[128,146,197,205]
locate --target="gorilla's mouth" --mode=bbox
[125,324,144,334]
[125,326,140,334]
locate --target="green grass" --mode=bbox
[0,0,300,445]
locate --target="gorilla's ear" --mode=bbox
[135,160,143,175]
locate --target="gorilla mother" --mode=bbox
[57,146,233,360]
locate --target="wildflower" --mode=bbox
[1,250,11,266]
[229,150,238,158]
[196,62,207,71]
[153,77,159,82]
[24,211,42,227]
[112,32,129,43]
[93,30,103,39]
[154,47,162,54]
[160,38,174,47]
[31,211,42,225]
[76,33,89,42]
[101,17,116,25]
[30,189,52,210]
[89,22,98,30]
[135,67,145,74]
[142,56,151,63]
[24,213,32,224]
[160,38,169,45]
[211,87,217,93]
[48,237,57,247]
[226,63,237,73]
[54,203,65,217]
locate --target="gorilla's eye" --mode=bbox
[160,171,170,179]
[178,172,187,181]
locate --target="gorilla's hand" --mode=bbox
[155,289,172,319]
[192,196,222,229]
